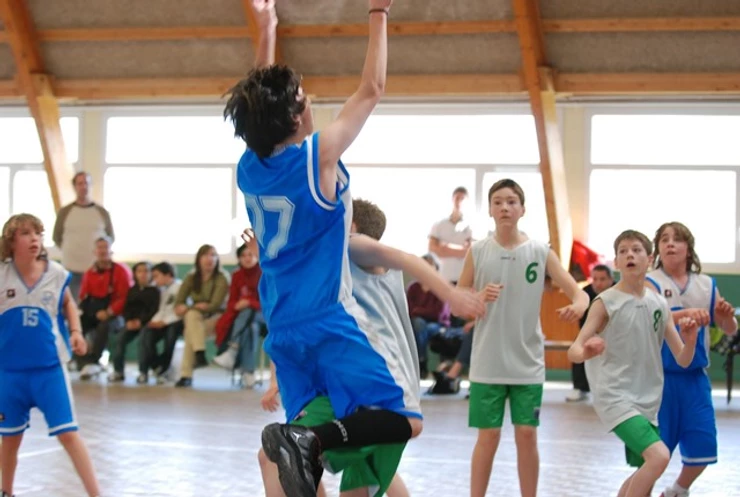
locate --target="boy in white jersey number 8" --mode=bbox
[0,214,101,497]
[569,230,699,497]
[458,179,590,497]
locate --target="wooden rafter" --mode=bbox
[2,17,740,44]
[513,0,573,267]
[0,0,74,211]
[2,73,740,101]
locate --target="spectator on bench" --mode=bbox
[173,244,229,388]
[109,262,160,383]
[213,240,265,388]
[138,262,183,385]
[74,236,132,380]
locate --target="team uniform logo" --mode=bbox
[664,289,673,298]
[6,289,15,298]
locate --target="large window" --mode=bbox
[348,167,476,256]
[12,170,57,246]
[342,114,539,165]
[106,116,245,164]
[103,167,234,255]
[589,170,736,263]
[0,117,79,164]
[0,167,9,224]
[588,111,740,270]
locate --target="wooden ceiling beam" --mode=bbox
[0,0,74,211]
[2,73,740,100]
[513,0,572,267]
[2,17,740,44]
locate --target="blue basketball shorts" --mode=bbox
[0,365,78,437]
[265,302,422,423]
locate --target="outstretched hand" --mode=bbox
[369,0,393,10]
[251,0,278,29]
[678,316,699,343]
[448,287,486,320]
[261,384,281,412]
[556,303,585,323]
[583,336,605,360]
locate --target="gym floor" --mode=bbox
[11,368,740,496]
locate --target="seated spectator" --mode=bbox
[174,244,229,388]
[138,262,183,385]
[429,322,474,395]
[213,240,265,388]
[407,253,447,378]
[109,262,160,383]
[74,236,133,380]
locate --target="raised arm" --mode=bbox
[568,298,608,364]
[349,235,485,320]
[317,1,392,197]
[251,0,278,68]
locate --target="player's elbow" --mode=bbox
[408,417,423,439]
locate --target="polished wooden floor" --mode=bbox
[7,366,740,497]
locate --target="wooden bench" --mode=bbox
[544,340,573,351]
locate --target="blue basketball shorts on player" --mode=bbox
[0,365,78,437]
[264,302,421,423]
[659,370,717,466]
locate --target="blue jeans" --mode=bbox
[231,309,264,373]
[411,317,442,363]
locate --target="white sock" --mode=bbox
[671,482,689,495]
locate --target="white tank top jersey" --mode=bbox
[646,269,714,372]
[0,260,72,370]
[469,237,549,384]
[585,287,670,432]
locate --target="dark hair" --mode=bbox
[488,178,525,206]
[236,243,248,258]
[613,230,652,255]
[223,65,306,158]
[152,262,176,278]
[72,171,90,186]
[193,244,220,293]
[452,186,469,197]
[132,261,152,286]
[591,264,612,278]
[652,222,702,274]
[352,198,386,241]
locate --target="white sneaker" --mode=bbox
[565,389,588,402]
[661,486,689,497]
[79,363,102,380]
[213,347,238,370]
[241,372,256,389]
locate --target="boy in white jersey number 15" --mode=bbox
[458,179,590,497]
[0,214,101,497]
[569,230,699,497]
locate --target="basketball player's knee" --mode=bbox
[644,442,670,472]
[477,428,502,448]
[408,417,423,438]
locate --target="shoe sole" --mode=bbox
[262,423,315,497]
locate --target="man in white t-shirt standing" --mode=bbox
[52,172,115,302]
[428,186,473,284]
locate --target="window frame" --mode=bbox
[100,105,242,264]
[585,105,740,274]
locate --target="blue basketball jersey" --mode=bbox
[236,132,354,328]
[0,260,71,370]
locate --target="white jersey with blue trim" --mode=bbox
[236,132,355,328]
[646,269,714,372]
[0,260,71,370]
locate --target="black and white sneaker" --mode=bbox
[261,423,323,496]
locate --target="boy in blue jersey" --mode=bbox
[0,214,101,497]
[256,199,486,496]
[223,1,458,495]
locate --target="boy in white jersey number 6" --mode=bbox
[0,214,101,497]
[458,179,590,497]
[569,230,699,497]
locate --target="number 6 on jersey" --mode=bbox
[244,194,295,259]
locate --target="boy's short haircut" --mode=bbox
[72,171,90,185]
[613,230,652,255]
[488,178,525,206]
[592,264,613,278]
[236,243,248,258]
[352,198,387,241]
[152,261,176,278]
[453,186,469,197]
[223,65,306,159]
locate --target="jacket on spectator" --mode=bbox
[406,281,445,323]
[79,262,133,316]
[215,265,262,346]
[150,279,183,326]
[123,284,161,325]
